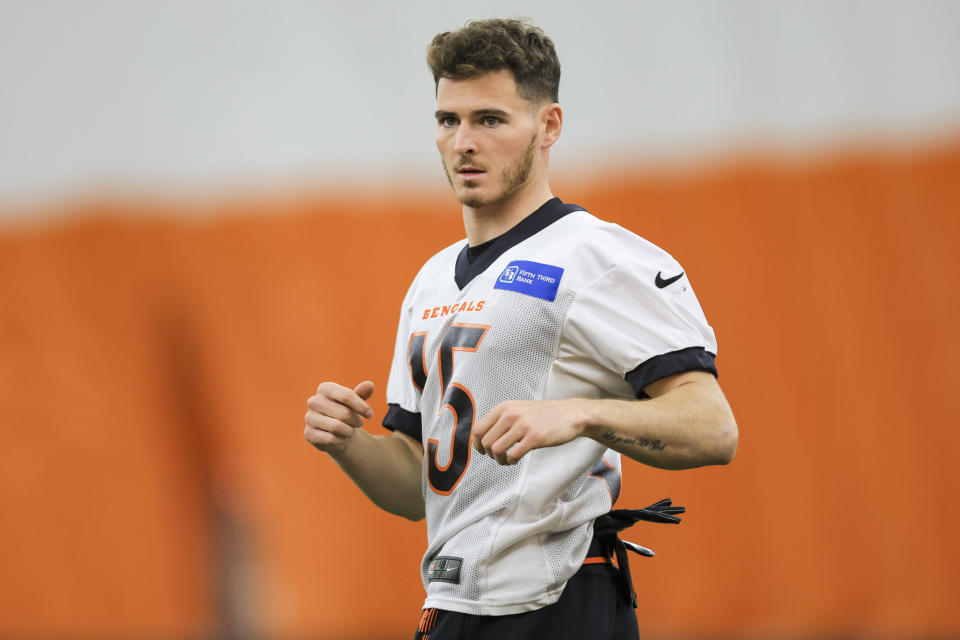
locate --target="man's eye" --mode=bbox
[440,117,458,127]
[482,116,500,126]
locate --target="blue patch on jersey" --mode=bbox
[494,260,564,301]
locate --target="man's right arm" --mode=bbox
[305,381,425,521]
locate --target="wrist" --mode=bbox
[327,432,360,459]
[575,398,606,440]
[326,442,350,459]
[327,426,369,460]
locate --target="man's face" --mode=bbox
[435,70,541,209]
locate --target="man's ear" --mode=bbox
[539,103,563,148]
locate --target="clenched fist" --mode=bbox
[304,380,375,454]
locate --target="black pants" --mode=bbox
[413,563,640,640]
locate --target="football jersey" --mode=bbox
[383,198,717,616]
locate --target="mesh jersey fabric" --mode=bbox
[384,201,717,616]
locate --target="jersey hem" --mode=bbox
[422,586,564,616]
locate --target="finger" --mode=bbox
[505,434,538,464]
[304,425,347,449]
[307,396,364,428]
[304,410,355,438]
[322,383,374,419]
[304,410,356,438]
[473,405,503,451]
[479,411,515,454]
[490,429,525,465]
[354,380,375,402]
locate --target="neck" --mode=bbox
[462,178,555,246]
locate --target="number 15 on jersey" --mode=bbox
[408,324,490,495]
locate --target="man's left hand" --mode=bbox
[472,399,589,465]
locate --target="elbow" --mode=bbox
[383,506,424,522]
[386,502,425,522]
[400,510,426,522]
[709,417,738,465]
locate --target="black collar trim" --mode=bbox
[454,197,582,289]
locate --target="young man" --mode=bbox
[304,18,737,640]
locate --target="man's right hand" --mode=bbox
[304,380,376,454]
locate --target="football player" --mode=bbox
[305,18,737,640]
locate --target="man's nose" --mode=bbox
[453,125,477,155]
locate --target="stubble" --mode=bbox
[443,133,538,210]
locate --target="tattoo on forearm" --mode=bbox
[601,430,667,451]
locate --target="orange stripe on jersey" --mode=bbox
[417,607,438,634]
[583,556,611,565]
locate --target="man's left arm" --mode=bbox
[473,370,737,470]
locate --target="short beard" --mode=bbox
[444,133,537,209]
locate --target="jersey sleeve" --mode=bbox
[383,276,423,442]
[563,257,718,398]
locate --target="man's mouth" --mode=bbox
[456,166,485,179]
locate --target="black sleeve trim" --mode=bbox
[383,404,422,442]
[625,347,718,398]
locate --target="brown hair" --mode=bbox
[426,18,560,105]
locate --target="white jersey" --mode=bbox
[383,199,717,616]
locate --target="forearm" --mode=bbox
[580,380,738,470]
[328,430,425,520]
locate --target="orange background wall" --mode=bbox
[1,142,958,638]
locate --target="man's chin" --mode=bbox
[459,195,488,209]
[455,186,490,209]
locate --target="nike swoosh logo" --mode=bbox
[655,271,684,288]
